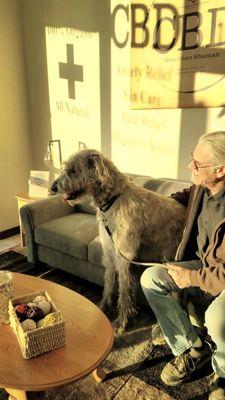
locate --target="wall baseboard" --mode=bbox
[0,226,20,240]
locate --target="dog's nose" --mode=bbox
[50,180,59,193]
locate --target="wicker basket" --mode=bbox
[9,290,65,359]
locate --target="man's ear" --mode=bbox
[216,165,225,178]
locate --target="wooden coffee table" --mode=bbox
[0,273,114,400]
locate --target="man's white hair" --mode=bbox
[199,131,225,166]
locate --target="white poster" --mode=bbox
[45,27,101,161]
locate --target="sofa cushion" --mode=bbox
[35,213,98,261]
[132,177,190,196]
[88,235,104,267]
[153,179,190,196]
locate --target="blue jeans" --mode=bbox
[140,261,225,378]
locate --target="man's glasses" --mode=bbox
[189,153,213,171]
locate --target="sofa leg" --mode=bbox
[92,367,106,382]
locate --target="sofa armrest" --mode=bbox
[20,195,74,263]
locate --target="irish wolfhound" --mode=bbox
[51,149,186,333]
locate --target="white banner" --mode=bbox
[46,27,101,159]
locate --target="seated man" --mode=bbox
[141,131,225,400]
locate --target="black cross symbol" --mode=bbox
[59,44,84,99]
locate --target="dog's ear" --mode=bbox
[66,162,76,177]
[87,153,110,185]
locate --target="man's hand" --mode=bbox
[164,264,191,289]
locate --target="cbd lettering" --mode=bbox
[112,4,225,52]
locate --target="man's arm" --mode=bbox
[170,186,193,207]
[189,264,225,296]
[165,262,225,296]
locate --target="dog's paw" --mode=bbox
[114,325,126,337]
[113,318,127,336]
[113,322,125,337]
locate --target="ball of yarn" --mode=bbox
[21,318,37,332]
[27,306,44,322]
[15,303,30,321]
[33,295,47,304]
[37,300,51,316]
[37,318,44,328]
[27,302,36,308]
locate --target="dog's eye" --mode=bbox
[67,167,76,178]
[87,158,95,168]
[87,154,99,168]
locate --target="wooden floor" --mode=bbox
[0,234,21,253]
[0,236,209,400]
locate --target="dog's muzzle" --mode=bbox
[50,178,84,201]
[50,180,59,193]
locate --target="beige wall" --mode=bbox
[1,0,225,231]
[0,0,31,231]
[20,0,225,183]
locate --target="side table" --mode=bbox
[15,194,47,247]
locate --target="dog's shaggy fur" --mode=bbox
[51,149,186,333]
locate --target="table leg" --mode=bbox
[92,367,107,382]
[5,388,44,400]
[6,388,27,400]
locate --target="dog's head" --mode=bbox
[50,149,116,203]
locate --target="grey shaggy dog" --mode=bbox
[51,149,186,333]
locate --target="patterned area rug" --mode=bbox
[0,251,211,400]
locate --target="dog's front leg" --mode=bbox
[99,248,118,318]
[114,257,138,335]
